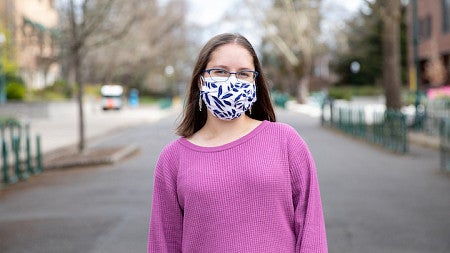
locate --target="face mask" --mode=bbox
[200,76,257,120]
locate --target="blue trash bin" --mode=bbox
[128,88,139,107]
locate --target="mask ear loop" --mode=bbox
[248,82,256,115]
[198,76,204,111]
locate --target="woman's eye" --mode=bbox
[239,72,251,78]
[212,69,228,76]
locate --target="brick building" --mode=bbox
[0,0,59,89]
[408,0,450,89]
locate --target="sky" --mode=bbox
[186,0,365,46]
[187,0,365,26]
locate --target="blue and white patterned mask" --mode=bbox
[200,76,257,120]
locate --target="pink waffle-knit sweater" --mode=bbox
[148,120,327,252]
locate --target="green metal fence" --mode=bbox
[322,100,408,153]
[440,118,450,173]
[1,119,42,187]
[423,98,450,136]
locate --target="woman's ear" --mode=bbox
[198,76,204,89]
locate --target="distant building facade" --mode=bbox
[408,0,450,88]
[0,0,59,89]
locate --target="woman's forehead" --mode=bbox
[208,44,254,69]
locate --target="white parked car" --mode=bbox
[101,84,123,110]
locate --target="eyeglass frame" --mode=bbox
[203,68,259,82]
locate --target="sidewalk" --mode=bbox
[285,100,441,150]
[22,101,180,168]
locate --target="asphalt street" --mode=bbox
[0,106,449,253]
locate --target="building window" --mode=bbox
[443,0,450,33]
[419,15,432,40]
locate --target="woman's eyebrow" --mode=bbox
[209,65,254,71]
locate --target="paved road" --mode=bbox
[0,111,178,253]
[0,107,449,253]
[277,109,449,253]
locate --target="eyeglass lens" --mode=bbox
[207,69,256,82]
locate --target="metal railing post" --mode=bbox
[2,137,11,184]
[35,135,42,173]
[25,124,33,174]
[13,135,28,180]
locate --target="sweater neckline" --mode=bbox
[179,120,269,152]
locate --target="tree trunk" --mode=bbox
[382,0,402,110]
[73,50,85,152]
[297,49,313,104]
[297,76,310,104]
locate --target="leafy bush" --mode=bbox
[352,85,383,96]
[402,90,427,106]
[84,84,101,98]
[43,79,73,98]
[139,96,159,104]
[6,82,26,100]
[28,79,74,100]
[328,85,383,101]
[328,87,353,100]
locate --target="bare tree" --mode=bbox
[246,0,322,103]
[83,0,191,93]
[58,0,144,152]
[379,0,402,110]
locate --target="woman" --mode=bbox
[148,33,327,252]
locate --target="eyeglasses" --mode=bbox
[203,68,258,82]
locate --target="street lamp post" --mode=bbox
[0,32,6,104]
[412,0,422,128]
[160,65,174,109]
[350,61,361,85]
[164,65,174,97]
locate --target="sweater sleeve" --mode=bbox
[286,128,328,253]
[148,145,183,253]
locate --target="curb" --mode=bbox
[109,144,141,163]
[408,132,440,150]
[43,144,140,170]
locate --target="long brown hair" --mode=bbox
[176,33,276,137]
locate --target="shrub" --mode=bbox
[328,87,352,100]
[328,85,383,101]
[46,79,73,98]
[6,82,26,100]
